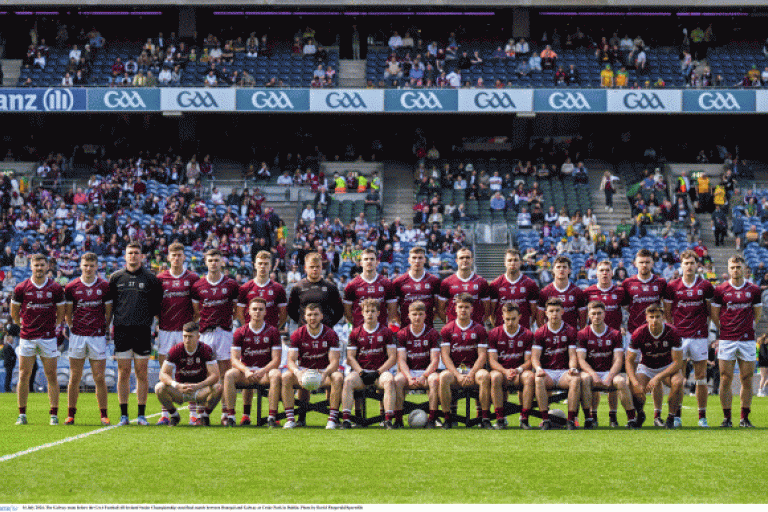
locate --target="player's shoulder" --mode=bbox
[631,324,647,339]
[323,324,339,340]
[64,277,80,291]
[199,341,215,359]
[533,323,548,337]
[156,270,170,280]
[577,325,591,339]
[564,323,579,337]
[489,274,505,287]
[167,342,184,358]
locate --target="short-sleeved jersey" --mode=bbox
[289,324,340,370]
[577,325,624,372]
[487,324,534,369]
[440,320,487,367]
[622,275,667,333]
[584,282,626,331]
[232,323,281,368]
[489,273,540,329]
[165,341,215,383]
[396,325,441,371]
[533,322,578,370]
[343,274,397,328]
[629,323,682,369]
[64,277,111,337]
[663,276,714,339]
[157,269,199,332]
[12,278,65,340]
[712,280,762,341]
[439,273,491,325]
[539,281,588,329]
[191,275,239,332]
[237,279,288,328]
[392,271,442,329]
[347,323,396,371]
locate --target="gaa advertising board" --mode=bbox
[87,88,161,111]
[159,88,236,111]
[235,89,310,112]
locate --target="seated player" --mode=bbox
[341,298,398,429]
[222,298,282,428]
[531,298,582,430]
[154,322,222,426]
[577,301,637,428]
[626,303,685,429]
[393,301,441,428]
[282,303,344,429]
[439,293,491,429]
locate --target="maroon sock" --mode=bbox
[627,409,636,421]
[521,408,530,421]
[68,407,76,418]
[481,410,490,420]
[723,408,732,420]
[654,409,661,419]
[541,410,549,421]
[268,409,277,418]
[243,404,252,416]
[342,410,351,421]
[741,407,750,421]
[100,409,108,419]
[395,410,403,422]
[699,409,706,420]
[567,410,577,422]
[428,409,438,421]
[19,406,26,415]
[385,412,393,422]
[495,409,504,421]
[50,407,58,417]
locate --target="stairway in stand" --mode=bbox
[474,243,510,282]
[588,164,633,233]
[381,162,415,226]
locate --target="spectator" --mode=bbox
[600,65,614,87]
[540,45,557,69]
[515,38,530,55]
[566,64,581,85]
[528,53,542,72]
[61,72,74,87]
[388,32,403,50]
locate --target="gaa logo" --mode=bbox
[326,92,366,109]
[548,92,590,110]
[43,88,74,111]
[400,92,443,109]
[104,90,147,109]
[177,91,218,108]
[251,91,294,109]
[698,92,740,111]
[474,92,516,109]
[623,92,665,110]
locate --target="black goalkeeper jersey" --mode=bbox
[287,277,344,327]
[108,266,163,327]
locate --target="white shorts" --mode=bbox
[201,327,234,361]
[157,330,183,356]
[681,338,709,362]
[595,371,610,382]
[68,335,107,360]
[18,338,58,358]
[718,340,756,362]
[544,369,567,385]
[637,363,672,379]
[408,370,426,378]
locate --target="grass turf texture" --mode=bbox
[1,392,767,503]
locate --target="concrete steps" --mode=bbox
[588,167,634,230]
[339,59,366,88]
[381,162,415,225]
[1,59,22,86]
[474,243,510,281]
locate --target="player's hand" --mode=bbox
[620,327,627,337]
[646,376,659,393]
[602,375,613,387]
[254,369,267,381]
[758,334,767,346]
[535,367,546,378]
[507,368,517,381]
[569,367,580,376]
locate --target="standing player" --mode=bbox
[532,298,582,430]
[156,242,199,425]
[11,255,65,425]
[487,303,535,430]
[222,298,282,428]
[63,253,112,425]
[438,248,491,327]
[287,252,344,328]
[282,304,344,429]
[626,303,685,429]
[663,250,714,427]
[392,247,443,330]
[538,256,588,330]
[489,249,540,330]
[711,256,762,427]
[439,294,491,429]
[343,248,398,329]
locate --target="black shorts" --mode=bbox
[758,344,768,368]
[113,325,152,358]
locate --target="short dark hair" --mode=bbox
[126,241,142,252]
[455,293,474,305]
[588,301,606,311]
[249,297,267,307]
[545,298,564,310]
[644,303,663,316]
[501,302,520,315]
[183,321,200,333]
[205,248,223,259]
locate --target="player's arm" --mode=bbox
[489,300,498,327]
[286,287,300,324]
[625,349,640,389]
[159,361,178,387]
[576,349,598,381]
[488,349,506,373]
[754,304,763,325]
[710,304,720,331]
[323,348,340,381]
[191,300,200,322]
[396,348,412,381]
[568,346,579,375]
[193,361,220,390]
[424,348,440,379]
[277,305,288,330]
[531,345,545,378]
[606,348,624,385]
[287,348,300,374]
[378,344,397,374]
[663,300,673,324]
[386,301,399,326]
[235,304,247,326]
[343,302,354,325]
[328,286,345,326]
[56,303,65,327]
[265,345,282,372]
[440,344,460,380]
[468,346,487,385]
[650,348,683,390]
[104,302,113,332]
[230,347,249,374]
[482,299,492,324]
[437,297,448,323]
[64,302,74,328]
[346,346,362,374]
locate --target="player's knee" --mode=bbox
[522,372,534,386]
[154,382,166,395]
[490,371,503,386]
[613,375,626,388]
[331,372,343,385]
[439,371,452,385]
[268,369,282,383]
[476,369,490,384]
[569,378,581,390]
[427,373,439,386]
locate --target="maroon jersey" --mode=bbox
[630,323,682,369]
[577,325,624,372]
[64,277,111,336]
[237,279,288,328]
[663,276,714,339]
[396,325,441,371]
[157,269,199,331]
[584,283,626,331]
[487,324,534,369]
[439,273,491,325]
[232,323,281,368]
[343,274,397,328]
[289,324,340,370]
[191,275,239,332]
[622,275,667,333]
[166,341,215,383]
[348,323,396,371]
[489,273,540,329]
[712,280,762,341]
[392,271,441,329]
[12,278,65,340]
[440,320,487,367]
[533,322,578,370]
[538,281,588,329]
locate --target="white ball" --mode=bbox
[408,409,428,428]
[301,370,323,391]
[549,408,566,419]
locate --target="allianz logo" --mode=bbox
[697,92,740,110]
[325,92,367,108]
[548,92,590,110]
[251,91,294,109]
[0,90,74,111]
[104,90,147,108]
[622,92,665,110]
[400,91,443,109]
[474,91,516,109]
[176,91,218,108]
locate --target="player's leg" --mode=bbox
[201,383,223,417]
[38,353,59,424]
[393,372,407,412]
[341,371,364,426]
[651,380,664,426]
[325,371,343,428]
[489,370,505,426]
[612,375,637,426]
[692,359,709,426]
[222,368,244,426]
[759,367,768,396]
[378,371,396,428]
[154,380,181,411]
[737,357,756,427]
[264,369,282,426]
[216,358,232,424]
[534,372,555,429]
[606,390,619,426]
[719,358,735,426]
[426,372,440,426]
[438,370,457,428]
[663,371,685,428]
[133,355,149,425]
[519,371,535,429]
[90,358,109,425]
[15,354,37,424]
[241,388,254,423]
[156,330,176,421]
[473,369,491,428]
[579,373,594,428]
[66,356,85,424]
[558,373,581,428]
[116,356,133,424]
[281,369,299,428]
[630,372,650,411]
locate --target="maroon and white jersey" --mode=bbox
[12,278,65,340]
[489,273,540,329]
[440,320,487,367]
[439,273,491,325]
[622,275,667,333]
[396,325,441,371]
[191,275,239,332]
[538,281,588,329]
[392,271,442,329]
[157,269,199,332]
[584,282,626,331]
[487,324,534,370]
[663,276,715,339]
[577,325,623,372]
[232,323,281,368]
[165,341,215,383]
[712,280,762,341]
[289,324,340,370]
[630,323,682,369]
[343,274,397,328]
[237,279,288,328]
[64,277,111,336]
[533,322,578,370]
[348,323,396,371]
